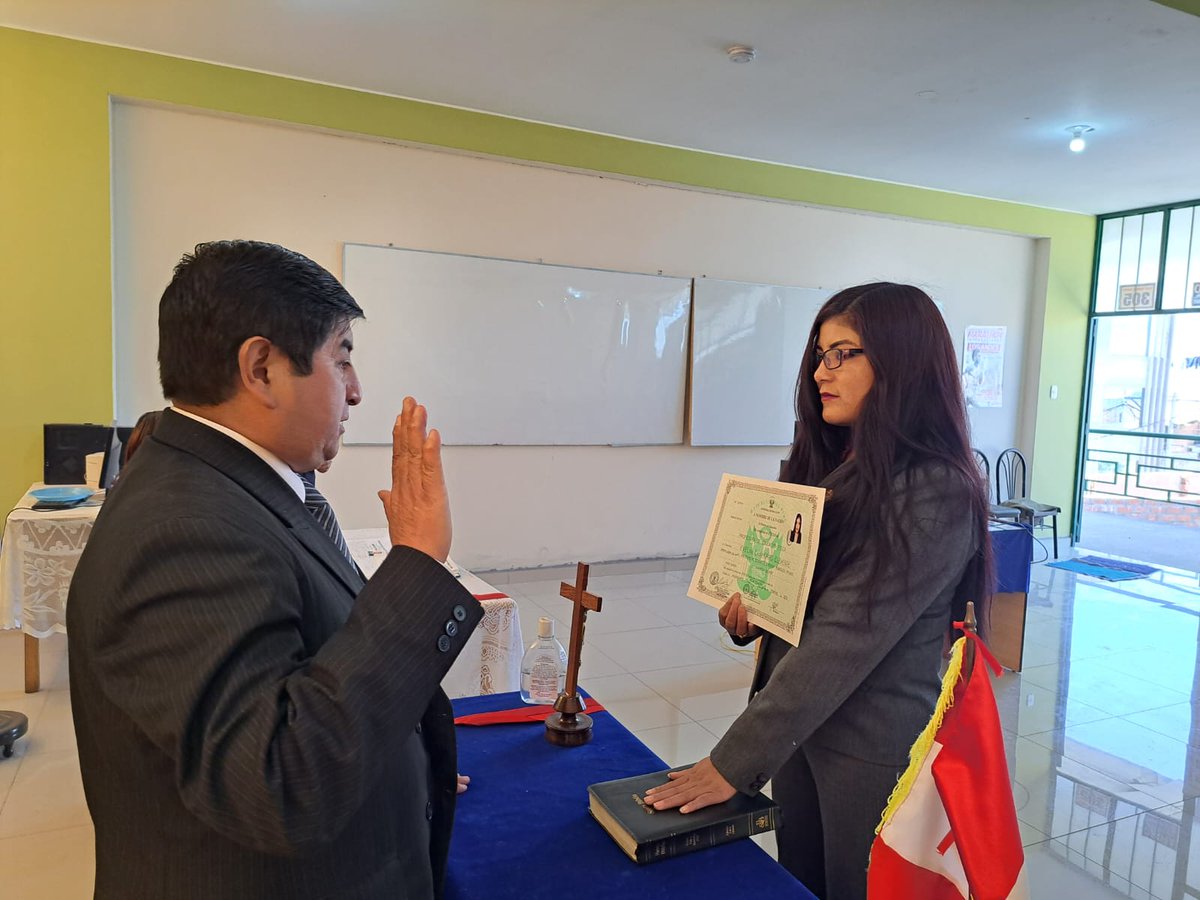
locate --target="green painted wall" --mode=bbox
[1151,1,1200,19]
[0,27,1094,524]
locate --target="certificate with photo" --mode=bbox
[688,473,826,646]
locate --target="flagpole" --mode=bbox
[961,600,978,687]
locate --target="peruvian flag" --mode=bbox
[867,631,1029,899]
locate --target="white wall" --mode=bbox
[112,101,1039,570]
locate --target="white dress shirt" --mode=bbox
[171,407,306,503]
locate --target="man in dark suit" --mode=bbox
[67,240,482,899]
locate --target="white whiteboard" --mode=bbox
[341,244,691,445]
[690,279,829,446]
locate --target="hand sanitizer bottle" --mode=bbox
[520,616,568,705]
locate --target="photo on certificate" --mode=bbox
[688,473,826,646]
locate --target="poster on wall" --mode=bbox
[1191,282,1200,308]
[961,325,1006,408]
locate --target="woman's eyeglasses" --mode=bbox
[813,347,866,370]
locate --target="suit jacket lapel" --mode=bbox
[152,410,365,595]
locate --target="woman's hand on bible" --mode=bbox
[718,592,760,641]
[456,774,470,795]
[643,757,736,814]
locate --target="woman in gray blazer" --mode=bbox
[646,283,993,900]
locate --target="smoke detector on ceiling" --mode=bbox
[726,45,756,64]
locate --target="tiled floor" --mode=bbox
[3,550,1200,897]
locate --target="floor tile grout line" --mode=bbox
[1019,807,1162,847]
[0,753,32,819]
[1020,712,1198,751]
[1015,710,1121,738]
[0,820,94,843]
[628,665,752,729]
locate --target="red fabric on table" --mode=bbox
[454,701,607,726]
[471,592,510,601]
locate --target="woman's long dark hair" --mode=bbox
[780,283,993,632]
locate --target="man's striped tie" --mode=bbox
[303,483,355,568]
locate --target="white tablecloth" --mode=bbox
[0,490,523,699]
[1,484,104,637]
[345,528,523,698]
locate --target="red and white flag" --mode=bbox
[868,630,1029,900]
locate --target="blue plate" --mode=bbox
[30,486,95,503]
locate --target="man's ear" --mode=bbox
[237,336,279,408]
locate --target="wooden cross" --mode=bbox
[558,562,603,699]
[545,562,603,747]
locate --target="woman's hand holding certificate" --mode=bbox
[688,473,826,646]
[718,592,761,641]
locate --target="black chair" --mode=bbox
[995,447,1060,558]
[0,710,28,758]
[972,449,1021,524]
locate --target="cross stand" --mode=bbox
[545,562,603,747]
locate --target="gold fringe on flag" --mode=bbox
[874,636,967,835]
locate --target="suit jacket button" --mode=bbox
[445,620,458,637]
[437,635,451,652]
[452,605,467,622]
[425,801,434,821]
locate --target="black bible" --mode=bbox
[588,766,780,864]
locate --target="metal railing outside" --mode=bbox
[1084,428,1200,508]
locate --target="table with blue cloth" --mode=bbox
[990,521,1032,594]
[988,521,1034,671]
[446,690,816,900]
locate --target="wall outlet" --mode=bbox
[1050,385,1059,400]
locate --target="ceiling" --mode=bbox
[4,0,1199,214]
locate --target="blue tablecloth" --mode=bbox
[990,521,1032,594]
[446,690,815,899]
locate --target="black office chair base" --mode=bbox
[0,711,29,758]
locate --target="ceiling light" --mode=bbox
[726,45,756,63]
[1067,125,1094,153]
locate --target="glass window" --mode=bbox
[1094,212,1164,313]
[1094,218,1123,313]
[1163,206,1200,311]
[1089,313,1200,436]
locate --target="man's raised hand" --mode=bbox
[378,397,452,562]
